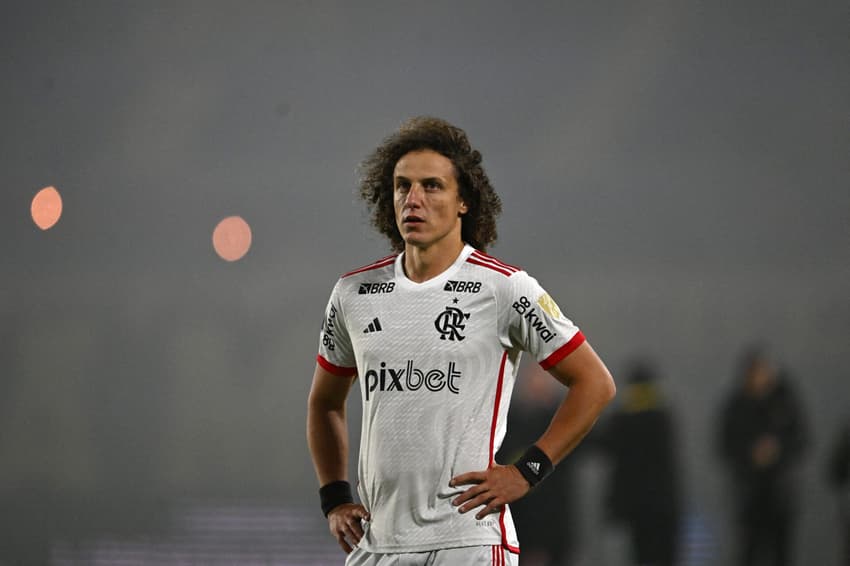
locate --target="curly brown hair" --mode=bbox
[359,116,502,253]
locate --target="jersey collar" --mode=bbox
[394,244,475,290]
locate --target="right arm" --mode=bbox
[306,363,369,553]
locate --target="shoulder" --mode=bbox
[463,249,523,278]
[464,249,528,292]
[331,253,399,297]
[460,249,537,303]
[340,253,398,279]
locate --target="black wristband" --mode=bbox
[514,445,554,488]
[319,480,354,517]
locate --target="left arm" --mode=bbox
[451,341,615,518]
[534,341,617,463]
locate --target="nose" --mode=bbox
[403,183,424,208]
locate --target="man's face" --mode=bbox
[393,150,468,250]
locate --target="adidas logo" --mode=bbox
[363,317,383,334]
[526,461,541,476]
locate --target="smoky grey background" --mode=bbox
[1,1,847,564]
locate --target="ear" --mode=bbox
[458,199,468,215]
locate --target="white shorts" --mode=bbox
[345,545,518,566]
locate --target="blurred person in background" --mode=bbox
[597,360,681,566]
[717,346,808,566]
[826,417,850,566]
[498,363,582,566]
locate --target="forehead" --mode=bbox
[393,149,456,180]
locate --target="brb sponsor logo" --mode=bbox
[443,280,482,293]
[358,282,395,294]
[364,361,461,401]
[512,296,557,343]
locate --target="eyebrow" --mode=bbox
[393,175,445,184]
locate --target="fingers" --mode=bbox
[328,504,370,554]
[354,507,372,522]
[450,470,485,487]
[335,534,354,554]
[451,477,494,514]
[451,480,487,506]
[340,520,363,550]
[343,517,363,542]
[332,519,361,554]
[457,491,498,514]
[451,465,530,518]
[453,487,505,519]
[475,500,505,520]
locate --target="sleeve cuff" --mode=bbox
[317,354,357,377]
[539,331,586,370]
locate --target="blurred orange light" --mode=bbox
[212,216,252,262]
[31,186,63,230]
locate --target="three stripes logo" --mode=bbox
[363,317,383,334]
[526,461,541,476]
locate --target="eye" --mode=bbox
[395,180,411,193]
[423,180,442,191]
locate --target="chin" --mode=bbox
[401,233,434,249]
[400,229,424,243]
[402,237,426,248]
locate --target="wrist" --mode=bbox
[513,445,554,488]
[319,480,354,516]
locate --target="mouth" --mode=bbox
[402,215,425,225]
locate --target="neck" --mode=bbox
[403,239,465,283]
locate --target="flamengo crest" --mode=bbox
[434,306,470,341]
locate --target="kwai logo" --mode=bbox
[363,361,462,401]
[322,304,339,351]
[512,296,557,343]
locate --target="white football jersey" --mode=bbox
[317,244,585,554]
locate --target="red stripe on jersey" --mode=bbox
[341,254,397,278]
[489,352,509,464]
[470,253,519,273]
[489,352,521,554]
[467,257,514,277]
[539,331,586,370]
[471,250,521,272]
[316,354,356,377]
[500,509,521,554]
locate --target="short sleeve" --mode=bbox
[502,271,585,369]
[316,280,357,376]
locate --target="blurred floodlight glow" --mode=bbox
[212,216,252,262]
[31,186,63,230]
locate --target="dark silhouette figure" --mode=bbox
[718,347,808,566]
[598,361,681,566]
[827,418,850,566]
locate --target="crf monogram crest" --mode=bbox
[434,306,470,341]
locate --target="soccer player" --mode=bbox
[307,116,616,565]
